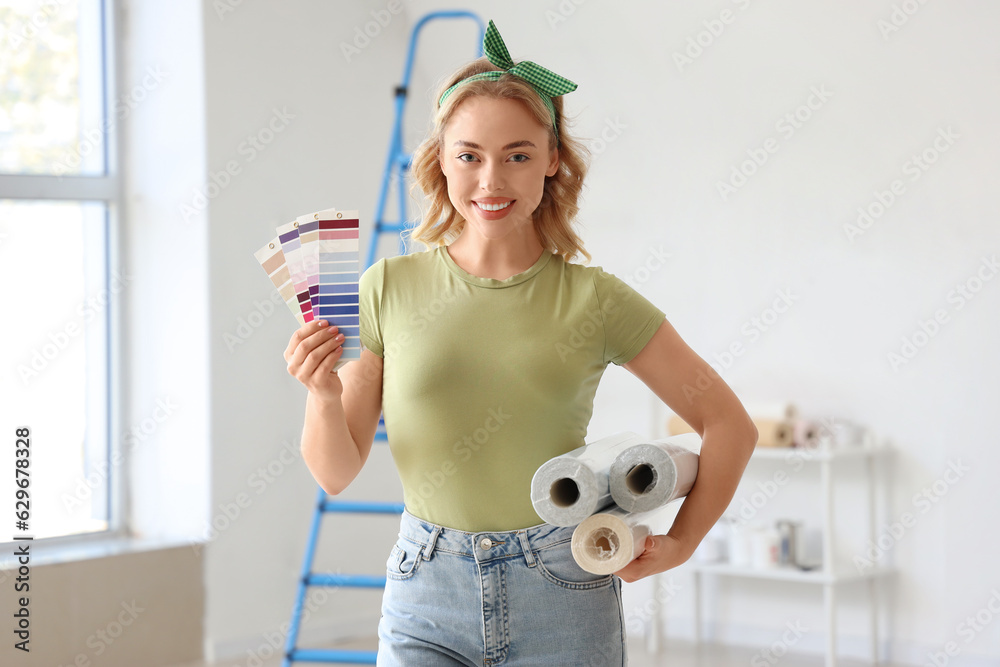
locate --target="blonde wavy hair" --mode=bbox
[408,57,592,264]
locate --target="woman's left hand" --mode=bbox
[613,534,692,583]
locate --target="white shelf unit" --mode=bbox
[685,441,894,667]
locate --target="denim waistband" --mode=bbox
[396,509,576,565]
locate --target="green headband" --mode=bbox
[438,19,578,136]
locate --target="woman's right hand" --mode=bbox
[284,319,347,402]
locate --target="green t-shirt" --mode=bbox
[359,245,665,531]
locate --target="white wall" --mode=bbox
[202,1,1000,665]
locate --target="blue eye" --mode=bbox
[457,153,478,162]
[509,154,529,163]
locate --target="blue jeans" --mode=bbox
[376,510,627,666]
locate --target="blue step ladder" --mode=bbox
[282,11,484,666]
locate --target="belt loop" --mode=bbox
[517,531,536,567]
[422,524,443,560]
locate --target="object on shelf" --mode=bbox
[667,414,794,445]
[797,525,825,569]
[750,525,781,569]
[792,416,874,449]
[666,414,696,436]
[793,419,821,448]
[815,419,870,448]
[727,522,753,568]
[742,401,799,421]
[776,519,803,566]
[667,401,798,449]
[667,403,877,451]
[754,418,794,448]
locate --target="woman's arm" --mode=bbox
[615,318,758,582]
[286,320,384,495]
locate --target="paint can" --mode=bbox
[750,525,781,569]
[776,520,802,566]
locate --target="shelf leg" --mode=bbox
[868,453,880,665]
[821,457,835,583]
[825,583,837,667]
[869,577,879,664]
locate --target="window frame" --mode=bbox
[0,0,125,547]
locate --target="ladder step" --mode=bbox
[307,573,386,588]
[288,647,377,664]
[321,499,404,514]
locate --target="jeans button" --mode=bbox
[479,537,493,549]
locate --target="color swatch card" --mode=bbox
[253,238,307,325]
[254,207,362,371]
[276,219,316,324]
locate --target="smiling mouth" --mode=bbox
[474,200,514,212]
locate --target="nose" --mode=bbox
[479,159,505,192]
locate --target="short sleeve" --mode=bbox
[359,258,385,358]
[592,268,666,366]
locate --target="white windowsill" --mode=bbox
[0,532,206,570]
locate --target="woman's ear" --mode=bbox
[545,147,560,177]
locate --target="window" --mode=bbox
[0,0,119,543]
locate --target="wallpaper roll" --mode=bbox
[571,505,671,575]
[754,418,794,448]
[793,419,821,449]
[530,432,645,527]
[743,401,799,422]
[609,433,701,513]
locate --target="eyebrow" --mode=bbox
[452,140,537,150]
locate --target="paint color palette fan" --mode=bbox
[253,207,362,371]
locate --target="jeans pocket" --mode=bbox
[534,540,614,590]
[385,537,424,581]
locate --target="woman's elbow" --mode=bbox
[320,481,347,496]
[301,451,351,496]
[705,407,758,455]
[313,470,348,496]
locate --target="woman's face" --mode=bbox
[439,95,559,243]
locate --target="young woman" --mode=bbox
[284,20,757,666]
